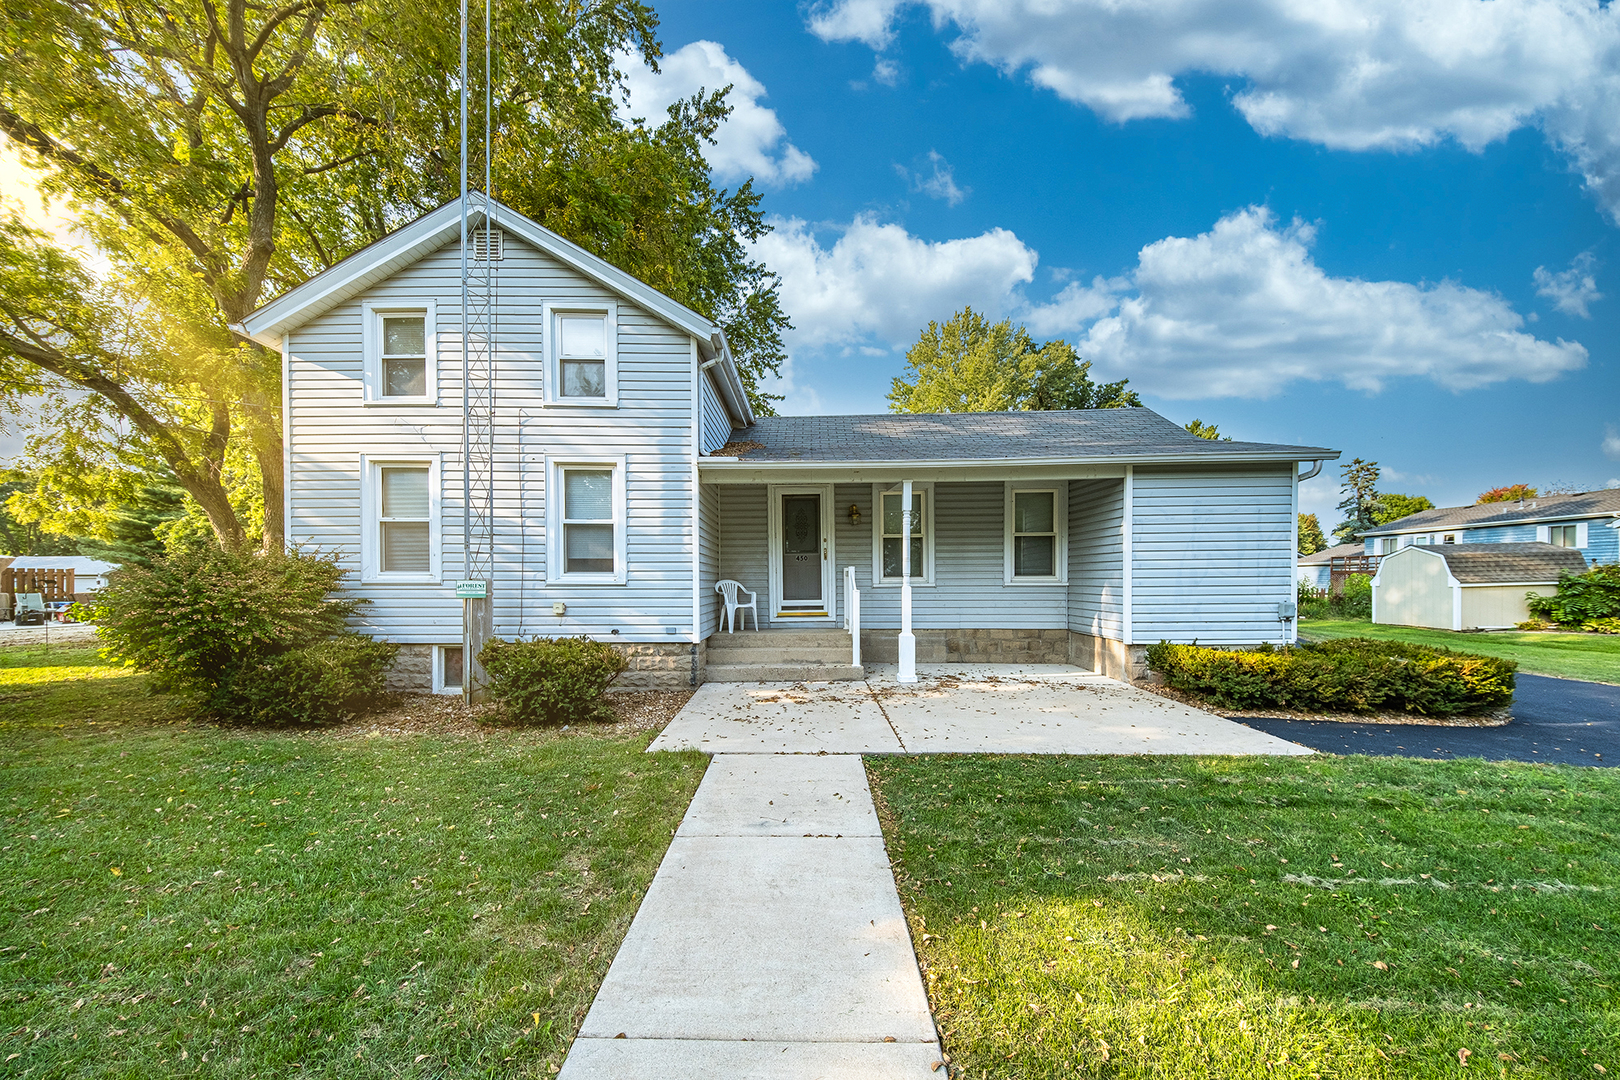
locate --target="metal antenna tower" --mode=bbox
[459,0,497,700]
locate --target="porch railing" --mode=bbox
[843,565,861,668]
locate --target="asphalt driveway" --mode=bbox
[1235,673,1618,767]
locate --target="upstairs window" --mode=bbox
[1548,523,1580,547]
[544,304,618,406]
[1004,484,1067,583]
[1379,537,1397,555]
[362,302,436,404]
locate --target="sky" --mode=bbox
[3,2,1617,533]
[631,0,1620,530]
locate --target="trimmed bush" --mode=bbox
[90,545,385,724]
[207,633,398,725]
[1146,637,1516,716]
[92,545,364,694]
[1526,564,1620,628]
[478,636,628,726]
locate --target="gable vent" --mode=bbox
[471,226,504,261]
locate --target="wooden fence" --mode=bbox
[2,567,77,603]
[1327,554,1382,595]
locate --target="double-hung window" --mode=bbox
[547,457,627,583]
[872,483,933,585]
[1545,523,1584,547]
[544,304,618,406]
[362,301,436,403]
[361,455,440,581]
[1004,484,1067,583]
[1379,537,1397,555]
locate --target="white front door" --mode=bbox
[769,485,835,619]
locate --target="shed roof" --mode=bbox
[713,409,1335,465]
[1406,543,1588,584]
[1363,488,1620,536]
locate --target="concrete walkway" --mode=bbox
[559,755,940,1077]
[651,664,1313,756]
[561,665,1309,1076]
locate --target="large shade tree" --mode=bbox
[0,0,787,550]
[888,307,1139,414]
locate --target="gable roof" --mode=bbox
[233,194,753,425]
[708,409,1336,466]
[1364,487,1620,536]
[1391,542,1588,584]
[6,556,117,575]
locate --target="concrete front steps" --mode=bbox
[705,629,864,683]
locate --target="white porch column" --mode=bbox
[897,478,917,684]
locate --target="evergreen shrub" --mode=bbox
[477,636,628,726]
[1146,637,1515,716]
[207,634,397,724]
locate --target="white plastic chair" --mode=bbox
[714,579,758,633]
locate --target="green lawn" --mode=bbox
[869,753,1619,1079]
[1299,619,1620,684]
[0,643,705,1078]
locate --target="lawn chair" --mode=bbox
[13,593,46,626]
[714,579,758,633]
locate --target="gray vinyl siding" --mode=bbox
[1130,465,1295,645]
[699,371,732,454]
[286,233,696,644]
[698,481,721,637]
[1068,478,1125,640]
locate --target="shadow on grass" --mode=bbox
[869,754,1618,1079]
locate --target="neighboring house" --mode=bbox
[1363,489,1620,565]
[1371,543,1587,631]
[1297,542,1366,592]
[6,556,118,592]
[237,195,1339,691]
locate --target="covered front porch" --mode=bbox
[697,466,1137,681]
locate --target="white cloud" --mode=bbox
[754,206,1587,400]
[1533,252,1603,317]
[1604,424,1620,459]
[806,0,1620,220]
[872,58,902,86]
[1608,478,1620,489]
[750,214,1037,349]
[896,150,968,205]
[619,41,816,187]
[1058,207,1588,399]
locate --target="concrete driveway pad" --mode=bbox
[676,755,881,838]
[650,680,900,754]
[560,1039,941,1078]
[873,666,1313,756]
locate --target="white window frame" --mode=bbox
[361,301,437,405]
[433,644,464,695]
[1540,522,1588,548]
[543,302,618,408]
[546,455,628,585]
[871,482,936,587]
[1004,483,1068,585]
[1379,537,1397,555]
[359,453,441,583]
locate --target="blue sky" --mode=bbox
[634,0,1620,529]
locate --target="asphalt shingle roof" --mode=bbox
[1298,542,1365,566]
[1416,543,1589,584]
[716,409,1334,464]
[1364,488,1620,535]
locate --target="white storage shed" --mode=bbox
[1370,543,1587,631]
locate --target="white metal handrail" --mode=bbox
[843,565,861,668]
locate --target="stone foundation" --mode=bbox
[383,639,704,694]
[859,628,1072,665]
[385,644,434,691]
[612,640,705,690]
[1067,631,1150,682]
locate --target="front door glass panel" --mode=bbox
[780,494,822,605]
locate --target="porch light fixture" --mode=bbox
[848,504,861,527]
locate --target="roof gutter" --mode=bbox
[1365,508,1620,537]
[701,328,754,428]
[700,449,1340,470]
